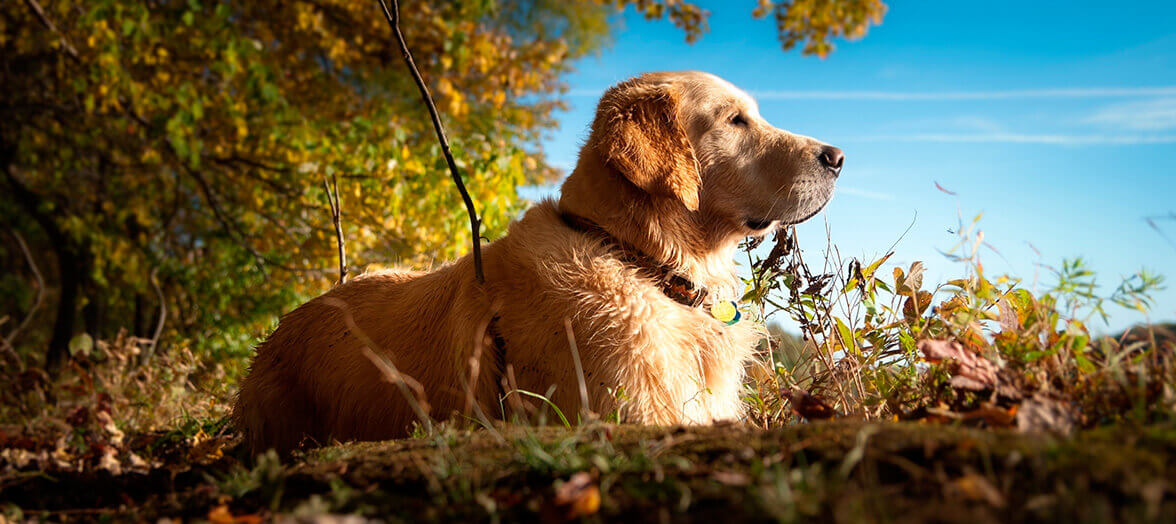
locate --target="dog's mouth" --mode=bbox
[744,218,777,231]
[743,199,828,233]
[779,203,826,226]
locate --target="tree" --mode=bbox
[0,0,886,372]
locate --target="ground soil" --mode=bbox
[2,420,1174,522]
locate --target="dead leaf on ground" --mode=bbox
[97,446,121,475]
[961,403,1017,428]
[782,388,841,420]
[1015,392,1077,435]
[712,470,751,486]
[208,505,263,524]
[947,472,1006,507]
[96,410,124,447]
[188,432,228,466]
[546,471,600,521]
[918,339,1001,391]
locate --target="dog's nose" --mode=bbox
[818,146,845,175]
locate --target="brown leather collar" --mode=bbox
[559,211,708,308]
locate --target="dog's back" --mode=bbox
[232,268,472,453]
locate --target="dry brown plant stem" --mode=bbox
[563,318,594,421]
[321,297,434,434]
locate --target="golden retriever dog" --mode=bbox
[233,71,844,453]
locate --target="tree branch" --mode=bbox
[22,0,79,62]
[375,0,485,284]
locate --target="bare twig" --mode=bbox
[0,320,23,371]
[321,297,434,434]
[375,0,485,283]
[1145,213,1176,251]
[323,174,347,285]
[5,232,44,353]
[22,0,79,62]
[142,267,166,363]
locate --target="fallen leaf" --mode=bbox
[65,405,91,428]
[712,471,750,486]
[948,473,1006,507]
[1,448,35,469]
[188,435,227,465]
[208,505,234,524]
[782,388,841,420]
[918,339,1001,391]
[96,410,124,447]
[961,404,1017,428]
[97,447,121,475]
[549,471,600,520]
[1015,392,1077,435]
[126,452,152,474]
[208,505,263,524]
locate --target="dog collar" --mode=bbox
[559,211,709,308]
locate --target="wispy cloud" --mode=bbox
[838,186,895,200]
[1085,98,1176,131]
[568,86,1176,101]
[750,87,1176,101]
[846,133,1176,145]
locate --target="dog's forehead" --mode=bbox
[681,72,760,116]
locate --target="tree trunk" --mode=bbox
[133,292,146,338]
[82,266,102,343]
[46,248,81,370]
[2,146,80,373]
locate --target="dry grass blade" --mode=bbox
[563,317,593,420]
[320,297,434,434]
[464,305,506,442]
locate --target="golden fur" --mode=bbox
[233,71,841,453]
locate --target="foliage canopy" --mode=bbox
[0,0,886,370]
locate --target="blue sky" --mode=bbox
[528,0,1176,332]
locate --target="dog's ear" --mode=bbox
[592,80,701,211]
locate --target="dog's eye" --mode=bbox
[730,113,748,127]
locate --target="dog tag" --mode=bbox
[710,300,741,325]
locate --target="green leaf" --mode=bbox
[69,333,94,357]
[862,251,893,280]
[834,317,858,355]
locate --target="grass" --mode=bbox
[3,421,1175,521]
[1,212,1173,521]
[737,214,1172,431]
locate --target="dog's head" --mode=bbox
[582,71,842,236]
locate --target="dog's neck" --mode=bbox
[558,154,745,298]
